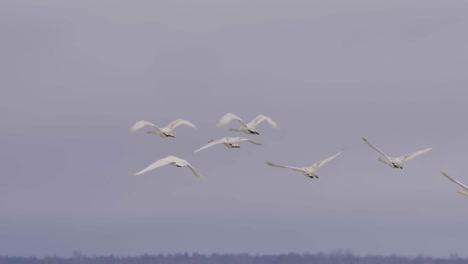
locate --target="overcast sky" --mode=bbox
[1,0,468,258]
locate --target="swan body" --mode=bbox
[362,137,432,169]
[217,112,279,135]
[194,137,262,153]
[130,119,195,138]
[131,155,202,178]
[266,151,342,179]
[440,171,468,196]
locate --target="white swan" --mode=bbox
[266,151,342,179]
[440,171,468,196]
[194,137,262,153]
[130,119,196,138]
[216,112,279,135]
[131,156,202,178]
[362,137,432,169]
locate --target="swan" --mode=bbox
[216,112,279,135]
[362,137,432,169]
[194,137,263,153]
[130,119,196,138]
[131,155,202,178]
[266,151,342,179]
[440,171,468,196]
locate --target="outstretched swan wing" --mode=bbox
[194,138,225,153]
[266,161,304,172]
[362,137,392,162]
[440,171,468,191]
[187,163,203,179]
[249,115,279,129]
[312,151,342,169]
[235,137,263,145]
[399,148,432,162]
[130,120,159,133]
[131,156,178,176]
[216,113,246,128]
[168,119,196,130]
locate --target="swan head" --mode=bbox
[228,143,240,148]
[248,129,259,135]
[304,169,317,178]
[391,162,402,169]
[163,132,175,138]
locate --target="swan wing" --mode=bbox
[266,161,303,172]
[130,120,159,133]
[249,115,279,129]
[131,156,178,176]
[399,147,432,162]
[194,138,225,153]
[362,137,392,162]
[313,151,342,169]
[216,113,246,128]
[440,171,468,191]
[233,137,263,145]
[187,163,203,179]
[168,119,196,130]
[246,139,263,145]
[457,190,468,196]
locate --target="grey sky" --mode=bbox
[1,0,468,258]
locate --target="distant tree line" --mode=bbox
[0,251,467,264]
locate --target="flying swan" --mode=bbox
[440,171,468,196]
[216,112,279,135]
[130,119,196,138]
[194,137,263,153]
[131,155,202,178]
[266,151,342,179]
[361,137,432,169]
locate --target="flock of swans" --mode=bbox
[130,112,468,197]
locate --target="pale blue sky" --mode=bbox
[1,0,468,257]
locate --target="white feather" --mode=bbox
[440,171,468,193]
[131,156,202,178]
[130,120,159,133]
